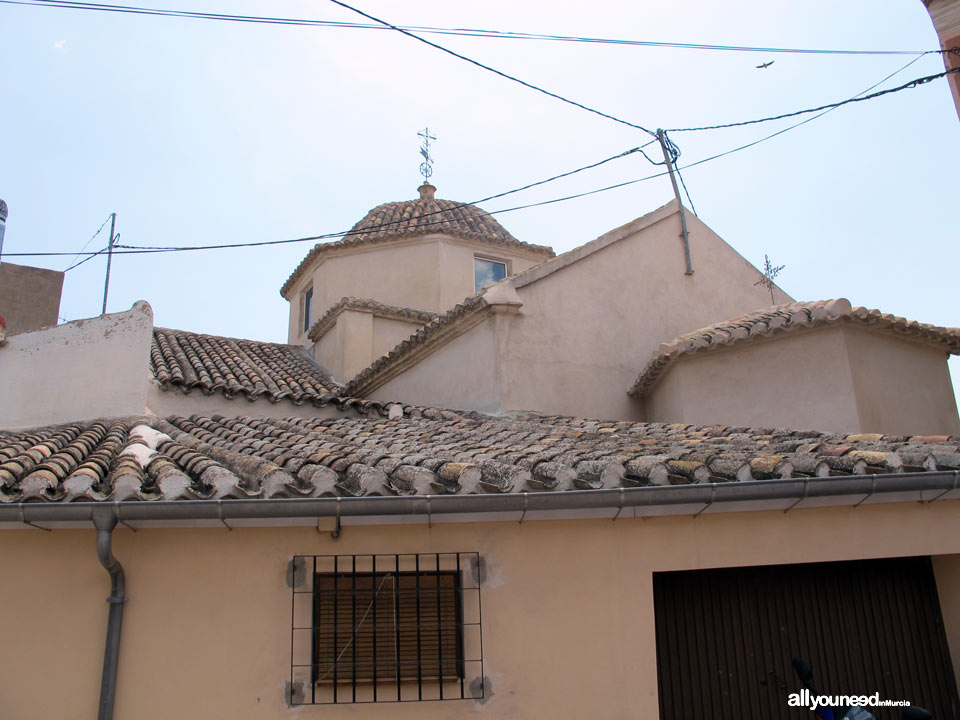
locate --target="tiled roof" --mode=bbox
[280,190,554,298]
[629,299,960,397]
[2,412,958,503]
[151,328,340,405]
[307,297,439,343]
[342,293,491,397]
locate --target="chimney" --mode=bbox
[0,200,66,334]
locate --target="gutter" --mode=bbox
[92,507,125,720]
[2,471,957,527]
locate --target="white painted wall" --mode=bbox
[0,301,154,429]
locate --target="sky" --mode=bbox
[1,0,958,403]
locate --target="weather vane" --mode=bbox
[754,254,785,304]
[418,127,436,182]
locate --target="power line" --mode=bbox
[666,65,959,133]
[65,244,109,272]
[7,0,661,137]
[1,0,940,56]
[674,53,937,172]
[4,54,948,263]
[2,144,654,258]
[325,0,658,138]
[62,213,113,270]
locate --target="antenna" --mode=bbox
[418,127,436,182]
[754,254,785,304]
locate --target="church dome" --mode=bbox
[280,184,554,298]
[345,183,519,246]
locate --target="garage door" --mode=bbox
[654,557,959,719]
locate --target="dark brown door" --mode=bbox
[654,557,959,719]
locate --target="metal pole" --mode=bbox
[101,212,116,315]
[657,130,694,275]
[93,507,126,720]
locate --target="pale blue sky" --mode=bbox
[1,0,958,406]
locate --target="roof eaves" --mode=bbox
[2,413,958,514]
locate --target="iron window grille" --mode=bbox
[291,552,483,704]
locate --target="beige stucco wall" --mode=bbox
[0,302,153,429]
[844,325,960,435]
[314,317,345,379]
[368,204,791,420]
[286,236,547,345]
[644,326,960,435]
[312,311,429,384]
[645,328,861,433]
[497,206,791,419]
[0,261,64,335]
[1,499,958,719]
[368,316,503,414]
[372,315,426,360]
[924,0,960,120]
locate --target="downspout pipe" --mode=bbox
[92,507,125,720]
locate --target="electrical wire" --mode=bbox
[64,244,110,271]
[675,53,935,172]
[62,213,113,271]
[675,167,698,217]
[6,0,661,138]
[325,0,658,138]
[4,55,948,261]
[666,64,959,133]
[2,144,653,258]
[2,0,939,56]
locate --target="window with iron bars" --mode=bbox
[291,552,483,704]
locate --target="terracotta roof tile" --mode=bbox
[629,299,960,397]
[280,193,554,298]
[2,413,957,504]
[151,328,340,405]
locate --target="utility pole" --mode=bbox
[656,129,694,275]
[101,212,116,315]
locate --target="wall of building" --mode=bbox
[843,326,960,435]
[1,499,958,719]
[642,325,960,435]
[0,261,64,335]
[368,316,502,414]
[312,311,431,384]
[495,204,791,420]
[0,302,153,429]
[644,328,862,433]
[286,237,547,345]
[924,0,960,121]
[372,315,427,360]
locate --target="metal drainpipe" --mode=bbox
[92,508,126,720]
